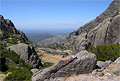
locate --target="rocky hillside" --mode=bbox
[0,15,31,44]
[38,34,69,44]
[0,14,43,70]
[73,14,120,54]
[61,0,120,54]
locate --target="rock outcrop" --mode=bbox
[114,57,120,64]
[66,0,119,40]
[72,33,89,54]
[7,43,42,68]
[97,60,112,68]
[87,15,120,47]
[71,0,120,53]
[77,0,120,35]
[32,50,97,81]
[0,14,30,44]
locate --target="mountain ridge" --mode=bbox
[62,0,120,47]
[60,0,120,54]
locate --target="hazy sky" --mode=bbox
[1,0,113,31]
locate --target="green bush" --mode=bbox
[0,35,4,41]
[1,49,20,63]
[19,59,32,70]
[87,43,120,61]
[38,62,54,71]
[4,68,33,81]
[6,38,18,44]
[112,13,120,17]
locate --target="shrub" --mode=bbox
[6,38,18,44]
[87,43,120,61]
[112,13,120,17]
[38,62,54,71]
[19,59,32,70]
[4,68,33,81]
[1,49,19,63]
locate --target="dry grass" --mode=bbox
[0,72,11,81]
[103,63,120,76]
[103,63,120,72]
[36,48,66,63]
[56,49,72,54]
[41,53,63,63]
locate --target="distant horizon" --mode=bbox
[21,27,77,36]
[1,0,113,31]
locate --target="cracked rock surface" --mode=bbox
[32,50,97,81]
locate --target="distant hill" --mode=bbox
[38,34,69,44]
[26,33,54,43]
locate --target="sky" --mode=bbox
[0,0,113,32]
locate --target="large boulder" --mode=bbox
[7,43,43,68]
[32,50,97,81]
[72,33,89,54]
[97,60,112,68]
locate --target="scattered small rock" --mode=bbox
[30,68,39,74]
[114,57,120,64]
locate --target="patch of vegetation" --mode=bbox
[38,62,54,71]
[6,38,18,44]
[112,13,120,17]
[43,43,66,50]
[1,50,20,63]
[86,30,90,34]
[67,44,73,50]
[19,59,32,70]
[0,29,32,44]
[55,43,65,50]
[5,60,18,68]
[0,35,4,41]
[0,45,19,63]
[86,43,120,61]
[4,68,33,81]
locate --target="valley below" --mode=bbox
[36,47,72,63]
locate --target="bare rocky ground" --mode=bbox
[51,74,120,81]
[49,62,120,81]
